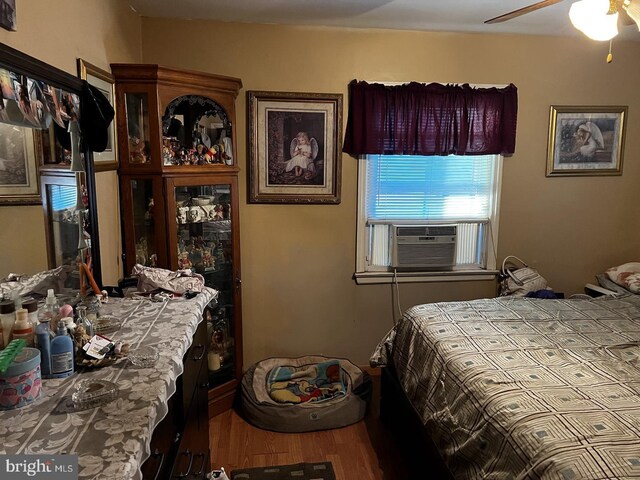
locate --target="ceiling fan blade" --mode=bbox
[485,0,566,24]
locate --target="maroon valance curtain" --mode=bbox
[342,80,518,157]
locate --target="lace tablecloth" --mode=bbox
[0,287,217,479]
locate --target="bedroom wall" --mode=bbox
[141,20,640,366]
[0,0,141,282]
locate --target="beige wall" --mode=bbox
[141,19,640,366]
[0,0,141,281]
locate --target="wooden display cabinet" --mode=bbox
[112,64,243,416]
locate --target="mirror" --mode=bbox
[161,95,232,166]
[0,42,101,289]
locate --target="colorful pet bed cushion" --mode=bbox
[241,356,371,433]
[605,262,640,293]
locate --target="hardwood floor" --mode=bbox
[209,373,415,479]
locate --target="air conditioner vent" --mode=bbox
[396,225,456,237]
[391,224,457,270]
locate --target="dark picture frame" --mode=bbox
[0,0,16,31]
[247,90,342,204]
[0,123,40,204]
[546,105,627,177]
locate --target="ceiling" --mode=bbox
[127,0,638,39]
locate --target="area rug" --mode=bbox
[231,462,335,480]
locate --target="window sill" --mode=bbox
[354,269,499,285]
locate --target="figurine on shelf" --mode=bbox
[145,198,155,220]
[214,242,225,266]
[129,136,149,164]
[202,249,215,269]
[214,204,224,220]
[149,253,157,268]
[73,324,92,350]
[193,235,205,250]
[205,145,219,164]
[178,251,192,270]
[177,206,188,224]
[217,130,233,166]
[135,238,148,266]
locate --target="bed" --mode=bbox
[371,294,640,479]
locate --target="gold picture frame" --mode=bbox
[77,59,118,171]
[546,105,627,177]
[247,90,343,204]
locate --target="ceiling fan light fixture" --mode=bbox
[569,0,619,40]
[622,0,640,30]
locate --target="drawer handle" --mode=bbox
[149,449,165,480]
[191,452,206,476]
[177,449,194,478]
[191,344,205,361]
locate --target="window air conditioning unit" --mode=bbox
[391,225,457,270]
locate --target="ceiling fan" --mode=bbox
[485,0,640,42]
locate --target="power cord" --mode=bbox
[393,268,403,325]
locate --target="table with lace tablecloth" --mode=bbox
[0,287,217,480]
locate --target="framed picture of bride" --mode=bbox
[247,90,343,204]
[546,105,627,177]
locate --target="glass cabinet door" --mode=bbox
[120,176,166,274]
[170,180,238,387]
[130,178,159,268]
[125,92,152,165]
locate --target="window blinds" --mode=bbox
[365,155,496,221]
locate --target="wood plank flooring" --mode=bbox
[209,374,414,479]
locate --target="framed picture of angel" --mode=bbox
[247,90,342,203]
[546,105,627,176]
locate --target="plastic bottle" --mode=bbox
[36,289,59,378]
[76,306,93,337]
[41,289,61,332]
[50,323,74,378]
[11,308,34,347]
[0,299,16,348]
[21,299,39,335]
[36,316,54,377]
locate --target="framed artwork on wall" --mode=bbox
[0,0,16,31]
[247,90,343,204]
[546,105,627,176]
[77,59,118,171]
[0,123,40,204]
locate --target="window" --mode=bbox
[356,154,502,281]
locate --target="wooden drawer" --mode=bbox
[180,321,208,419]
[170,394,209,479]
[141,392,179,479]
[143,319,210,479]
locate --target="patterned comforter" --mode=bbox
[371,295,640,479]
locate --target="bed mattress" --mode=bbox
[371,295,640,479]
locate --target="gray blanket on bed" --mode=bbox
[371,294,640,479]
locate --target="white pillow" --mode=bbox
[605,262,640,293]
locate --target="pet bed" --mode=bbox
[240,355,371,433]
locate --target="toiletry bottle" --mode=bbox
[50,323,74,379]
[36,315,54,377]
[76,306,93,337]
[41,289,61,332]
[0,299,16,348]
[60,316,76,335]
[21,298,39,337]
[11,308,34,347]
